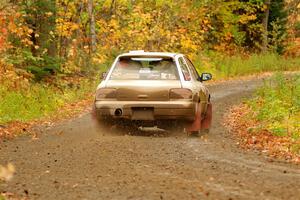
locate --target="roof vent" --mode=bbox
[129,50,145,53]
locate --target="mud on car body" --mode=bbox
[93,51,212,134]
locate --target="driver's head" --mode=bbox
[149,61,161,67]
[118,59,129,68]
[118,58,142,70]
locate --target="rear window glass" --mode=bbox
[178,57,191,81]
[109,56,179,80]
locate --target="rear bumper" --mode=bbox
[95,100,196,121]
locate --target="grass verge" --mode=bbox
[0,79,96,124]
[0,77,97,138]
[1,53,299,138]
[225,73,300,163]
[195,52,300,79]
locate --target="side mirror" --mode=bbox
[101,72,107,79]
[199,73,212,82]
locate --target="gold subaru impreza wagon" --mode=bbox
[93,51,212,134]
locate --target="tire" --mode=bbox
[186,103,212,137]
[187,129,209,137]
[95,116,116,129]
[91,103,113,126]
[157,120,184,132]
[116,119,139,133]
[200,103,212,133]
[189,131,200,137]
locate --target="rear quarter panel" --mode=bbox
[175,55,210,114]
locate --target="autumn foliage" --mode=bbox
[225,74,300,163]
[0,0,299,76]
[0,0,299,129]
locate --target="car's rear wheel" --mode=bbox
[96,116,116,128]
[201,103,212,133]
[116,119,140,134]
[95,115,139,134]
[92,104,116,129]
[157,120,185,132]
[186,103,212,137]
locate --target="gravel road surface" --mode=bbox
[1,79,300,200]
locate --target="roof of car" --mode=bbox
[119,51,180,58]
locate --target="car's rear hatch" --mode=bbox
[105,80,181,101]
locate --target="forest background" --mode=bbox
[0,0,299,125]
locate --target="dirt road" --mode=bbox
[1,79,300,200]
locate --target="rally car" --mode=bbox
[93,51,212,135]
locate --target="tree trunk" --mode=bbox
[88,0,96,53]
[76,1,83,49]
[47,0,57,57]
[262,0,271,52]
[110,0,116,16]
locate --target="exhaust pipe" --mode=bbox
[114,108,122,116]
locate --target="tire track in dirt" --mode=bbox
[0,79,300,200]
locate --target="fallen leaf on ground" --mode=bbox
[0,163,16,182]
[224,104,300,164]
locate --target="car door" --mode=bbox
[177,56,201,99]
[183,56,210,106]
[177,56,191,82]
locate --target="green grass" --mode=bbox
[194,52,300,79]
[1,52,300,125]
[247,73,300,139]
[0,79,96,124]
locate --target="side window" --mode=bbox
[184,57,200,81]
[178,57,191,81]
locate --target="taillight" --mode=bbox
[95,88,116,100]
[169,88,192,99]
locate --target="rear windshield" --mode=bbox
[109,56,179,80]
